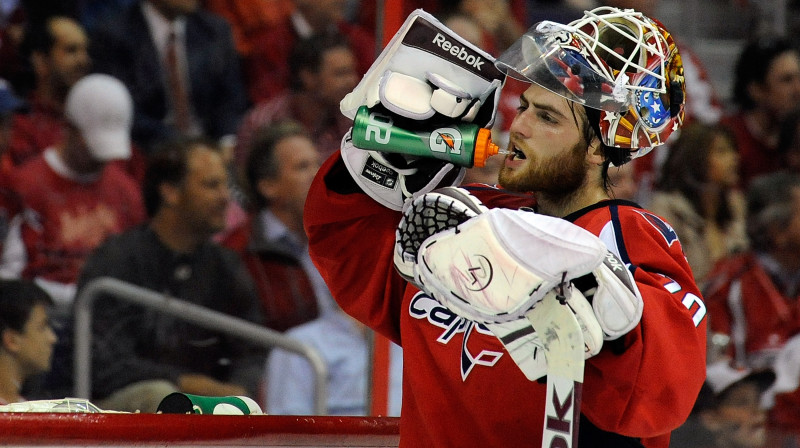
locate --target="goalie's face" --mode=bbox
[499,84,600,198]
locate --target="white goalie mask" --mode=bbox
[495,6,686,158]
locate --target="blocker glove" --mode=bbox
[395,187,645,378]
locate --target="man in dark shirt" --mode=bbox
[78,136,264,413]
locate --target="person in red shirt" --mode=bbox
[1,74,145,316]
[5,16,90,170]
[722,37,800,188]
[235,34,358,166]
[240,0,374,105]
[304,7,705,448]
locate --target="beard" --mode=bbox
[498,140,590,196]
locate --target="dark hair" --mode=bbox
[579,106,630,191]
[20,16,72,59]
[142,136,222,217]
[778,107,800,155]
[656,122,738,226]
[746,171,800,252]
[733,36,798,111]
[287,33,352,92]
[245,121,310,209]
[0,279,53,335]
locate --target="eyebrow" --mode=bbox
[521,92,570,121]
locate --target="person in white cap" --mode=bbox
[670,359,775,448]
[0,73,146,399]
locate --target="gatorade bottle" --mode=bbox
[351,105,503,168]
[156,392,263,415]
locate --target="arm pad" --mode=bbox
[574,251,644,340]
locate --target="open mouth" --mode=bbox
[512,146,527,160]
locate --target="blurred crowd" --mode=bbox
[0,0,799,445]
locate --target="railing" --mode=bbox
[73,277,329,414]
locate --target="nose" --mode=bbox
[508,109,532,139]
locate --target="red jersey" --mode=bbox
[6,150,146,285]
[305,154,707,448]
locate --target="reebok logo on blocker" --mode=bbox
[432,33,485,70]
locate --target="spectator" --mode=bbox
[78,136,265,413]
[0,279,56,405]
[0,2,28,93]
[722,36,800,188]
[89,0,247,153]
[703,171,800,440]
[649,123,747,283]
[0,73,144,315]
[223,121,327,332]
[265,305,403,416]
[5,16,90,170]
[241,0,374,104]
[669,359,775,448]
[235,33,358,164]
[762,333,800,443]
[0,79,25,249]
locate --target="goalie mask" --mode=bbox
[495,6,686,159]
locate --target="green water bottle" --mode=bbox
[351,106,502,168]
[156,392,263,415]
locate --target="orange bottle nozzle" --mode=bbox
[473,128,500,167]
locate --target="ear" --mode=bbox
[299,68,317,92]
[256,178,278,204]
[698,409,723,432]
[159,182,181,208]
[1,329,20,354]
[747,81,766,105]
[30,52,48,78]
[587,136,605,167]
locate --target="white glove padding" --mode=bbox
[341,131,465,211]
[340,10,504,129]
[367,69,492,122]
[371,70,436,120]
[573,251,644,340]
[415,208,608,324]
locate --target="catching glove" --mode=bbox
[395,188,606,370]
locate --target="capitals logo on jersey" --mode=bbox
[409,292,503,380]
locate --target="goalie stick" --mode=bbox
[526,285,585,448]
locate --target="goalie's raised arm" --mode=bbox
[333,9,505,211]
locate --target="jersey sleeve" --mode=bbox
[576,205,707,440]
[304,153,406,344]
